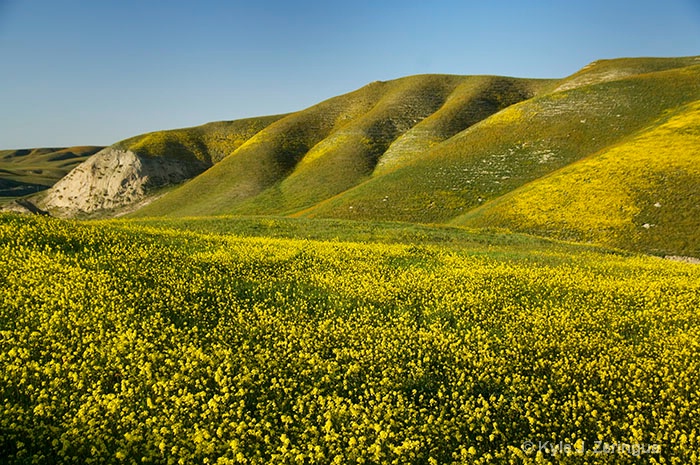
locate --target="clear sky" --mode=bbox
[1,0,699,148]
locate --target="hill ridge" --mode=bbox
[3,55,699,256]
[0,146,104,203]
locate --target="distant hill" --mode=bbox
[5,55,700,256]
[0,146,103,199]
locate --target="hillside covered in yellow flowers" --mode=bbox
[3,55,699,257]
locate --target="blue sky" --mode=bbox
[1,0,699,148]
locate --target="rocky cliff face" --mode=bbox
[35,148,207,217]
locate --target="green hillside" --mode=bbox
[15,55,690,257]
[113,115,287,165]
[302,59,700,224]
[133,75,552,217]
[455,99,700,257]
[0,146,103,200]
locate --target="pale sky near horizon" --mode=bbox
[1,0,699,148]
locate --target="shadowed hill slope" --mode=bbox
[300,58,700,226]
[113,115,285,165]
[131,79,397,217]
[0,146,103,200]
[134,74,552,217]
[374,76,555,175]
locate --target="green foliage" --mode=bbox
[1,214,699,464]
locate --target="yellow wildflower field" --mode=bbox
[1,215,698,464]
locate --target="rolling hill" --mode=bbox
[5,55,700,256]
[455,99,700,257]
[132,74,553,217]
[25,115,285,217]
[0,146,103,200]
[299,58,700,226]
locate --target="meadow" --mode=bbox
[1,214,699,464]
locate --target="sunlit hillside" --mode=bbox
[4,56,699,257]
[456,99,700,256]
[133,75,550,217]
[302,58,700,227]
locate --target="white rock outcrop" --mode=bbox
[36,148,206,216]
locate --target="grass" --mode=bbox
[374,76,555,175]
[119,214,623,260]
[256,76,552,215]
[132,76,443,217]
[456,99,700,257]
[113,115,286,165]
[554,55,700,92]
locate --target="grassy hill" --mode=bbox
[113,115,286,165]
[455,98,700,257]
[0,146,103,200]
[128,56,700,257]
[133,75,552,217]
[301,58,700,225]
[12,56,697,257]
